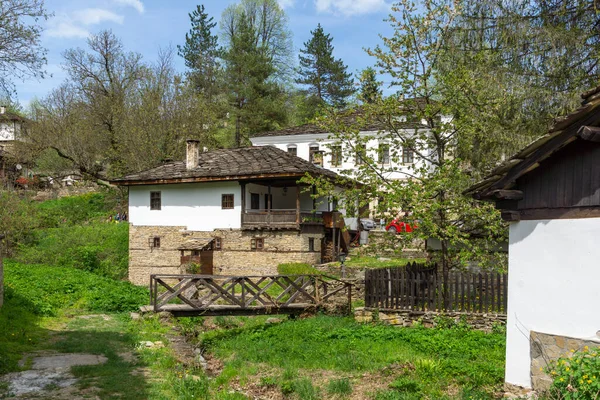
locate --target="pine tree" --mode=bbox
[222,12,285,147]
[358,67,381,104]
[177,5,220,99]
[296,24,355,112]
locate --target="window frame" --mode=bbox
[251,238,264,251]
[402,146,414,164]
[308,237,315,252]
[287,145,297,156]
[213,237,222,250]
[379,143,390,165]
[152,236,161,248]
[355,144,366,166]
[331,145,342,167]
[250,193,260,210]
[222,193,234,209]
[150,191,161,210]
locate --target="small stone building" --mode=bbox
[468,86,600,390]
[112,142,352,285]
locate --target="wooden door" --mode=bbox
[200,250,213,275]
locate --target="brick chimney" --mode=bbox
[186,139,200,170]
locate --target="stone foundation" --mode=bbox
[354,307,506,332]
[128,224,324,285]
[530,331,600,391]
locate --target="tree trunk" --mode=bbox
[441,238,450,310]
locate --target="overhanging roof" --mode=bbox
[111,146,351,186]
[466,86,600,200]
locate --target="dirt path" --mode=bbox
[0,314,147,399]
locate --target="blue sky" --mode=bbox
[15,0,396,107]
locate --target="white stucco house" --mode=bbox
[0,106,26,185]
[468,86,600,390]
[112,141,354,285]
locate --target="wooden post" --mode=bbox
[0,234,4,308]
[240,182,246,224]
[296,185,300,225]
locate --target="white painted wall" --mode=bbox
[250,131,429,181]
[0,122,17,141]
[506,218,600,388]
[129,182,242,231]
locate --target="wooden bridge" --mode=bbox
[146,274,354,317]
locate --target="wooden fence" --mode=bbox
[365,265,508,313]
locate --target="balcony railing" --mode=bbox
[241,209,324,229]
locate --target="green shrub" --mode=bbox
[545,347,600,399]
[389,376,422,393]
[4,262,148,316]
[277,263,322,275]
[36,191,118,228]
[16,222,129,280]
[327,377,352,396]
[291,378,320,399]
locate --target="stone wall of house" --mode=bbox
[530,331,600,391]
[128,224,324,285]
[213,229,323,276]
[354,307,506,332]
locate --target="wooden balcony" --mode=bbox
[241,209,324,230]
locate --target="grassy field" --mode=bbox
[0,193,508,399]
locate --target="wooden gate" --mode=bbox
[200,250,213,275]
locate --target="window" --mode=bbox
[251,238,264,251]
[309,144,322,166]
[287,145,297,156]
[331,145,342,167]
[264,193,273,210]
[379,143,390,165]
[152,237,161,248]
[355,144,366,165]
[150,191,161,210]
[250,193,260,210]
[213,237,222,250]
[402,146,414,164]
[308,237,315,252]
[222,194,234,209]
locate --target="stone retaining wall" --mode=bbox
[354,307,506,332]
[530,331,600,391]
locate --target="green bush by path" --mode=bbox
[35,191,119,228]
[3,262,148,316]
[16,222,129,280]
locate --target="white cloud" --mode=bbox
[314,0,390,16]
[112,0,145,14]
[46,8,125,39]
[72,9,124,25]
[47,14,90,38]
[277,0,295,9]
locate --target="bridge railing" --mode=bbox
[149,274,354,316]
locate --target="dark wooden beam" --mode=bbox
[519,207,600,220]
[578,125,600,142]
[491,189,524,200]
[501,210,521,222]
[495,200,519,210]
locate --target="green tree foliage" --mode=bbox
[0,0,49,97]
[177,4,221,99]
[302,0,507,299]
[358,67,381,104]
[0,191,37,255]
[221,10,288,146]
[296,24,355,117]
[27,32,218,180]
[220,0,293,82]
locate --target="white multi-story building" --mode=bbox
[250,116,449,182]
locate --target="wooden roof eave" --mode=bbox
[110,172,308,186]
